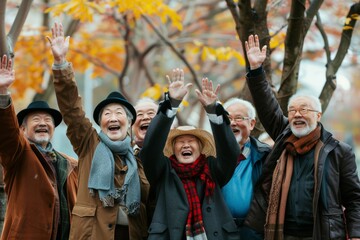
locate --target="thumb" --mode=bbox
[45,36,52,45]
[65,36,70,47]
[185,83,193,91]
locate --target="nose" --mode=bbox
[38,119,47,126]
[109,113,118,122]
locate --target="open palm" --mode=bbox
[0,55,15,91]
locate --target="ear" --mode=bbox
[317,112,322,122]
[20,125,26,132]
[249,119,256,130]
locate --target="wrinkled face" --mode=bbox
[21,111,55,149]
[288,96,322,138]
[173,135,201,164]
[226,103,255,146]
[133,102,158,147]
[100,103,130,141]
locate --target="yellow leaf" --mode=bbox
[343,26,353,30]
[141,84,162,100]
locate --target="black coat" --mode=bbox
[244,67,360,239]
[141,100,240,240]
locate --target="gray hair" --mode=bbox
[134,97,158,108]
[223,98,256,119]
[288,93,322,112]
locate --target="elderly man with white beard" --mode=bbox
[243,34,360,240]
[221,98,271,240]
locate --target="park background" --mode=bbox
[0,0,359,233]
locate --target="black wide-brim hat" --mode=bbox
[93,91,136,126]
[17,101,63,127]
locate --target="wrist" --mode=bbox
[250,64,262,70]
[0,88,9,95]
[54,57,66,65]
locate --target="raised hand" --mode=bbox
[245,34,267,70]
[195,77,220,107]
[166,68,192,101]
[0,55,15,94]
[46,22,70,64]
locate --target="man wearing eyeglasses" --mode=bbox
[221,98,271,239]
[243,34,360,240]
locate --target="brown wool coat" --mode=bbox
[52,63,150,240]
[0,103,78,240]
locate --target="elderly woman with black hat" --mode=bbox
[140,68,241,240]
[0,55,78,240]
[47,23,149,239]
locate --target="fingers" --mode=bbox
[1,55,12,70]
[170,68,184,82]
[51,22,64,38]
[1,55,7,69]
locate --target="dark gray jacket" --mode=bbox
[141,99,240,240]
[244,67,360,239]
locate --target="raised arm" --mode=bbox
[245,34,289,139]
[47,22,96,157]
[0,55,28,168]
[141,68,192,184]
[195,77,239,186]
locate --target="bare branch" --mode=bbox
[8,0,34,47]
[315,13,331,62]
[0,0,8,54]
[319,2,360,112]
[142,15,201,89]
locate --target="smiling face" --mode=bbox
[173,134,202,164]
[288,96,322,138]
[21,111,55,149]
[226,103,256,146]
[133,101,158,147]
[100,103,130,141]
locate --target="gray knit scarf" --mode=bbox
[88,131,140,216]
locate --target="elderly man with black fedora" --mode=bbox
[140,68,241,240]
[47,22,149,239]
[0,55,78,240]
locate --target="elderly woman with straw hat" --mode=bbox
[140,68,241,240]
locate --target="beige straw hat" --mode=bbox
[163,126,216,158]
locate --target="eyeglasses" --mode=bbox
[228,116,251,122]
[288,108,319,116]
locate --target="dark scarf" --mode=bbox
[265,125,321,240]
[35,142,70,240]
[170,154,214,240]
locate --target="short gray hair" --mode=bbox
[288,93,322,112]
[223,98,256,119]
[134,97,158,109]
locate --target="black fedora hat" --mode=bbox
[93,91,136,126]
[17,101,62,127]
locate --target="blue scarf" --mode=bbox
[88,131,140,216]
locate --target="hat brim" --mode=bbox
[93,98,137,126]
[163,128,216,158]
[17,108,62,127]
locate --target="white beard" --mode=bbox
[291,122,317,138]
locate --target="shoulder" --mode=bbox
[56,151,78,167]
[250,136,271,152]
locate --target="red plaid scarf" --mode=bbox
[170,154,214,239]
